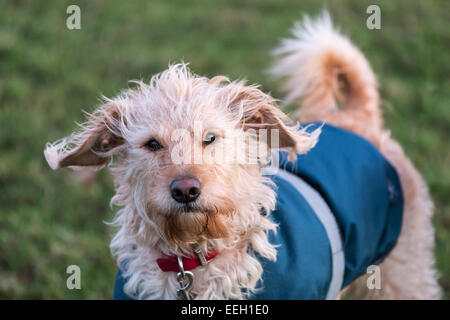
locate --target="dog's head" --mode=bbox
[44,63,318,248]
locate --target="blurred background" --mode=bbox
[0,0,448,299]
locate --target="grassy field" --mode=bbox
[0,0,448,299]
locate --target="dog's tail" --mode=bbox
[270,11,382,131]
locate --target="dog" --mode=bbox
[44,12,441,299]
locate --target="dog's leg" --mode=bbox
[369,137,441,299]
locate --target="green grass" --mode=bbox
[0,0,448,299]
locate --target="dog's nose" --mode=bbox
[170,177,201,203]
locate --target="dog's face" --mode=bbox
[45,64,317,248]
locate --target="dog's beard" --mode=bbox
[152,200,235,246]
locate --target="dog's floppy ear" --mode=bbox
[44,103,125,170]
[228,82,320,160]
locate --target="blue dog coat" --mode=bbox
[113,123,403,300]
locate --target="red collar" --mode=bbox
[157,250,219,272]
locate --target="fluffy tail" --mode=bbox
[270,11,382,131]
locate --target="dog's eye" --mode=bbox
[144,139,163,151]
[203,132,217,146]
